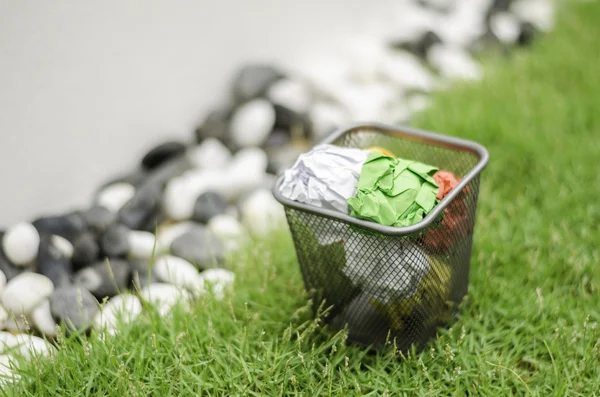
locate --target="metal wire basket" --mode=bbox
[272,123,489,352]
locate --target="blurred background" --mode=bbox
[0,0,402,225]
[0,0,550,226]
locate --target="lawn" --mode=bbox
[4,1,600,395]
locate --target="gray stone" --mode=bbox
[118,183,163,231]
[391,30,442,59]
[82,206,117,235]
[263,129,291,149]
[74,259,131,300]
[265,144,302,176]
[141,141,187,170]
[99,170,148,190]
[49,285,99,332]
[170,227,224,270]
[517,22,536,46]
[37,234,72,287]
[144,155,193,188]
[71,232,100,269]
[273,104,312,140]
[100,224,130,258]
[0,232,32,280]
[192,191,228,224]
[129,259,158,290]
[194,107,232,143]
[232,64,282,102]
[31,211,86,241]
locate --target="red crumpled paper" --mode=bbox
[434,171,461,200]
[422,170,472,253]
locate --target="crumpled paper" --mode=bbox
[369,256,452,331]
[347,152,440,227]
[433,170,461,200]
[305,221,431,305]
[341,235,431,304]
[280,144,371,213]
[423,170,472,253]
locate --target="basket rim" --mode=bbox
[272,122,490,236]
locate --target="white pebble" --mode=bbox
[31,300,57,338]
[0,355,19,385]
[386,2,437,43]
[342,36,390,83]
[156,221,196,248]
[187,138,232,170]
[0,305,7,329]
[229,99,276,148]
[435,0,487,47]
[309,102,348,141]
[163,177,197,221]
[240,189,286,236]
[511,0,554,32]
[2,222,40,266]
[200,269,235,301]
[490,12,521,44]
[224,148,269,200]
[97,183,135,213]
[4,315,28,333]
[0,271,6,296]
[128,230,163,259]
[163,169,228,221]
[380,51,434,92]
[0,332,54,359]
[331,82,397,122]
[428,44,483,81]
[13,334,54,359]
[292,55,352,100]
[2,272,54,315]
[208,215,246,251]
[406,94,431,113]
[267,79,312,114]
[153,256,204,292]
[140,283,189,316]
[94,294,142,336]
[0,332,20,352]
[51,235,74,259]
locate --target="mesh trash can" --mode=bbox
[272,123,489,352]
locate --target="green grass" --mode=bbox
[4,1,600,395]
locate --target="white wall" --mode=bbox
[0,0,397,226]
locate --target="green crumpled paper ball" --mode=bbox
[347,152,440,227]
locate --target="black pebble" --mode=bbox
[118,184,163,231]
[264,129,291,148]
[194,107,232,144]
[192,191,228,224]
[0,232,29,281]
[232,64,283,103]
[489,0,513,13]
[37,234,72,287]
[170,228,224,270]
[74,259,131,300]
[50,285,99,333]
[141,141,187,170]
[99,170,149,191]
[82,206,117,235]
[129,259,158,290]
[273,105,312,141]
[32,211,86,241]
[71,232,100,269]
[517,22,537,46]
[391,30,442,59]
[100,224,130,258]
